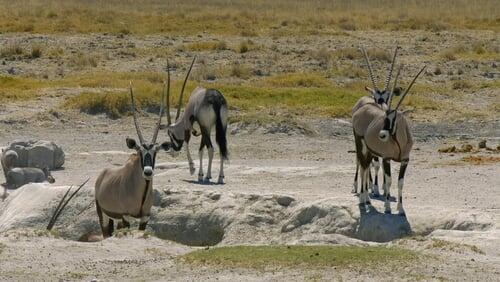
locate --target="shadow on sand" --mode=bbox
[182,179,225,186]
[356,204,412,242]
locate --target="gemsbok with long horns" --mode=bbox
[352,63,426,215]
[352,46,400,197]
[165,57,229,184]
[94,82,169,238]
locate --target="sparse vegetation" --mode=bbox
[0,43,24,58]
[0,0,496,36]
[181,245,422,269]
[430,239,485,254]
[264,72,330,88]
[183,41,228,52]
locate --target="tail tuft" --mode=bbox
[214,105,228,160]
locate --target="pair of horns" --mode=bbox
[166,56,196,125]
[129,80,165,145]
[388,65,427,112]
[129,56,196,144]
[361,46,399,93]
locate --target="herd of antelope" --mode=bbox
[92,46,424,237]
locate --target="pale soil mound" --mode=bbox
[0,183,496,247]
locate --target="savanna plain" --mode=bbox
[0,0,499,281]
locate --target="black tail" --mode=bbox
[214,104,228,160]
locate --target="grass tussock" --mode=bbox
[181,245,421,269]
[460,155,500,165]
[440,41,499,61]
[68,52,99,69]
[0,0,497,35]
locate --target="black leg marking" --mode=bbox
[108,219,114,237]
[139,221,148,231]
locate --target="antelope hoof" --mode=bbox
[217,176,224,184]
[198,174,204,182]
[189,164,196,175]
[399,212,406,217]
[204,176,212,183]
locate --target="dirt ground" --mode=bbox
[0,30,499,281]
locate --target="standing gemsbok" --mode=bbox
[165,57,229,184]
[352,46,400,197]
[95,83,169,238]
[352,64,426,215]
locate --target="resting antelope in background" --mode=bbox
[352,46,400,197]
[165,57,229,184]
[352,63,426,215]
[94,83,169,238]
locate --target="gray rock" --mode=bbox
[3,140,65,170]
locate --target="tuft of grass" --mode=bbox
[237,39,259,53]
[30,44,43,59]
[452,80,472,90]
[68,52,99,68]
[264,72,330,88]
[180,245,422,269]
[230,63,252,79]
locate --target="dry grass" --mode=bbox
[182,41,228,52]
[440,41,499,61]
[0,0,497,36]
[460,155,500,165]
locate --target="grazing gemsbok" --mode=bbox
[94,83,169,238]
[165,58,229,184]
[352,64,426,215]
[352,46,399,196]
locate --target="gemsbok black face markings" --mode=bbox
[164,57,229,184]
[352,46,400,197]
[94,82,169,238]
[352,61,426,215]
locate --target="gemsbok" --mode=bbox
[352,46,399,197]
[165,57,229,184]
[94,82,169,238]
[352,63,426,215]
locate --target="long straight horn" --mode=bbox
[166,59,172,125]
[387,65,402,111]
[384,46,399,91]
[361,47,378,91]
[394,65,427,111]
[129,82,145,144]
[175,56,196,121]
[151,81,166,144]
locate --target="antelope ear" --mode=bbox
[365,86,374,93]
[159,141,171,151]
[126,138,138,149]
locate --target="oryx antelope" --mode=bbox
[352,64,426,215]
[165,58,229,184]
[94,83,169,238]
[352,46,400,196]
[1,150,55,189]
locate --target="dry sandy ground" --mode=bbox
[0,109,499,281]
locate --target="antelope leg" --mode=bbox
[205,146,214,181]
[372,158,381,197]
[397,160,409,216]
[383,159,392,214]
[186,142,195,175]
[198,144,204,182]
